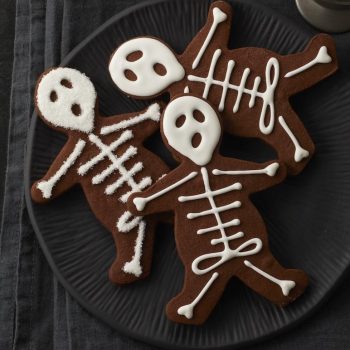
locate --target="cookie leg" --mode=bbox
[237,252,308,306]
[109,220,155,284]
[166,269,228,325]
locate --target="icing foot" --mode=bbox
[108,258,149,285]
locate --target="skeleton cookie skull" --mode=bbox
[36,68,96,133]
[109,37,185,97]
[163,95,221,166]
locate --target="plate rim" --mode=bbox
[24,0,350,349]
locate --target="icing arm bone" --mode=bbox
[281,33,337,95]
[128,167,197,215]
[31,137,84,202]
[213,160,287,192]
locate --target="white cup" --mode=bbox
[296,0,350,32]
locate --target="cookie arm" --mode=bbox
[281,33,338,96]
[31,137,85,203]
[274,109,314,176]
[127,167,198,216]
[212,159,287,192]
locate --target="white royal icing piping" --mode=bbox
[117,210,142,233]
[91,146,138,185]
[78,130,133,175]
[278,116,309,162]
[212,162,279,177]
[188,50,279,135]
[189,168,262,275]
[178,181,242,202]
[122,220,146,277]
[197,218,240,235]
[119,177,153,204]
[100,103,160,135]
[133,171,198,211]
[187,200,241,219]
[284,46,332,78]
[78,132,152,202]
[36,139,86,199]
[192,7,227,69]
[244,260,296,296]
[177,272,219,319]
[104,162,143,194]
[36,68,96,133]
[109,37,185,97]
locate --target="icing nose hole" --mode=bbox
[193,109,205,123]
[60,79,72,88]
[50,90,58,102]
[175,115,186,128]
[124,69,137,81]
[192,133,202,148]
[153,63,167,76]
[71,104,81,116]
[126,50,143,62]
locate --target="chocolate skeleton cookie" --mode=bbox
[31,67,169,284]
[109,0,338,175]
[128,94,308,325]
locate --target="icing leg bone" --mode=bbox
[212,162,279,177]
[116,212,145,277]
[244,260,296,296]
[284,46,332,78]
[278,116,309,162]
[177,272,219,319]
[36,139,86,199]
[122,220,146,277]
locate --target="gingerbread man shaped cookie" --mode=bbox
[109,0,338,175]
[128,94,308,325]
[31,67,169,284]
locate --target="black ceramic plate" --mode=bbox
[25,0,350,349]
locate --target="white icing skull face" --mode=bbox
[109,37,185,97]
[163,96,221,166]
[36,67,96,133]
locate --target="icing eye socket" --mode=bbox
[126,50,143,62]
[60,79,73,88]
[193,109,205,123]
[191,133,202,148]
[175,115,186,128]
[50,90,58,102]
[124,69,137,81]
[71,103,81,116]
[153,63,167,76]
